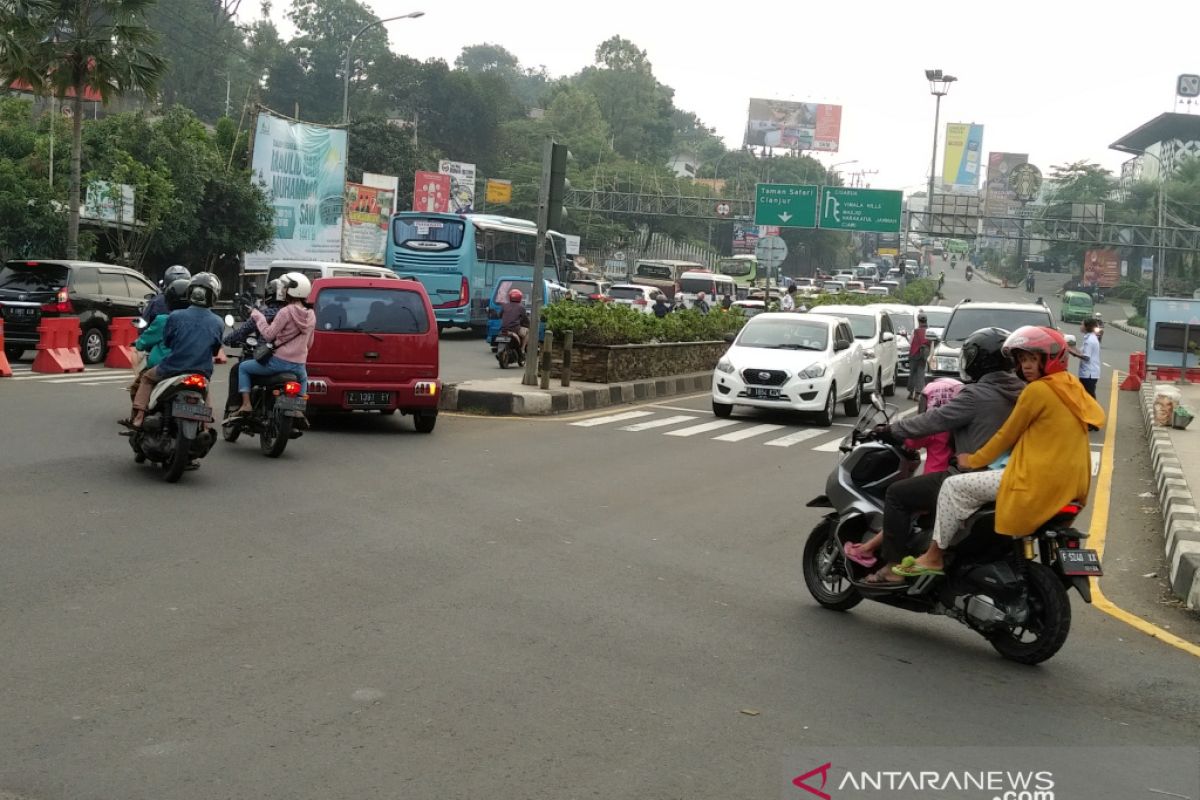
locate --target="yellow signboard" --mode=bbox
[878,247,899,257]
[486,179,512,204]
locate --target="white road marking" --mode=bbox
[570,410,654,427]
[664,420,740,437]
[46,374,132,384]
[1091,450,1101,477]
[648,404,708,413]
[764,429,826,448]
[813,435,848,452]
[712,423,785,442]
[619,415,697,431]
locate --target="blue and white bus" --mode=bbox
[385,212,563,332]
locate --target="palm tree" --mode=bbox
[0,0,166,258]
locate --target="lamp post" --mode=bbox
[924,69,957,245]
[342,11,425,124]
[827,159,858,186]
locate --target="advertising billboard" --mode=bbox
[82,181,135,224]
[942,123,984,192]
[745,98,842,152]
[413,171,451,213]
[245,111,348,269]
[1083,249,1121,289]
[438,160,477,213]
[732,223,780,255]
[984,152,1028,217]
[341,183,395,266]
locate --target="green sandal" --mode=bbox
[892,556,944,577]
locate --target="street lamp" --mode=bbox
[1112,145,1168,295]
[342,11,425,124]
[828,159,858,185]
[924,69,957,241]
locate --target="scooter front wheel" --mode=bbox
[802,520,862,611]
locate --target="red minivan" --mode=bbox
[305,277,441,432]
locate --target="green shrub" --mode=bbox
[900,279,940,306]
[542,301,747,346]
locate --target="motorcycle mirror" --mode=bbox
[224,314,235,327]
[246,336,258,347]
[1065,334,1078,347]
[871,393,885,412]
[132,317,149,330]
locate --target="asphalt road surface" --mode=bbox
[2,265,1198,799]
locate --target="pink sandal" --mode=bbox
[843,541,878,568]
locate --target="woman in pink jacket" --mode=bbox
[231,272,316,416]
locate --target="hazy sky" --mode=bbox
[252,0,1199,192]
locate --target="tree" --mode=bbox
[147,0,249,122]
[0,98,68,261]
[455,43,520,75]
[575,36,675,163]
[0,0,168,258]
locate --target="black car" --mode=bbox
[0,260,159,364]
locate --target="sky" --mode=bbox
[248,0,1200,193]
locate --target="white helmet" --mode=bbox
[277,272,312,301]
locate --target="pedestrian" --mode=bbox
[694,291,711,315]
[906,313,930,400]
[1071,318,1102,432]
[652,292,670,319]
[780,284,797,312]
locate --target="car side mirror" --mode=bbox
[835,339,850,351]
[898,328,909,337]
[144,292,156,300]
[881,332,895,342]
[723,333,737,343]
[1065,334,1077,347]
[132,317,149,330]
[927,333,940,345]
[223,314,235,327]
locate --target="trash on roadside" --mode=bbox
[739,708,761,716]
[1153,386,1182,427]
[1171,405,1194,430]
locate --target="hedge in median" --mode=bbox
[542,301,747,346]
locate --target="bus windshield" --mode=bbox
[718,258,754,277]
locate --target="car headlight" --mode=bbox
[798,362,827,379]
[716,358,736,375]
[862,348,877,360]
[932,355,959,372]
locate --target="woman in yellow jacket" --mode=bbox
[895,326,1106,576]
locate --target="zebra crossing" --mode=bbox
[3,363,135,388]
[569,409,850,452]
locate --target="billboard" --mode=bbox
[82,181,135,224]
[984,152,1028,217]
[413,171,451,213]
[732,222,780,255]
[341,183,395,266]
[745,98,842,152]
[438,160,477,213]
[245,111,348,269]
[942,123,984,192]
[1083,249,1121,289]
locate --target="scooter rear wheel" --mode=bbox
[987,561,1071,665]
[803,520,862,611]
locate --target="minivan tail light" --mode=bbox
[434,276,470,309]
[414,381,438,397]
[41,288,72,314]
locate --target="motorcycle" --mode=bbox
[965,269,974,282]
[1094,312,1104,342]
[221,325,307,458]
[802,395,1102,664]
[123,368,217,483]
[492,330,525,369]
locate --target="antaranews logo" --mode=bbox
[793,763,832,800]
[791,763,1055,800]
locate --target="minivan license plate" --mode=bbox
[347,391,391,407]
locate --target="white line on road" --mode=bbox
[664,420,740,437]
[46,374,132,384]
[813,435,848,452]
[619,415,697,432]
[764,429,826,448]
[9,371,92,381]
[570,410,654,427]
[712,423,785,442]
[648,404,708,413]
[1091,450,1101,477]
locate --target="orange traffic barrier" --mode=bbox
[31,317,85,374]
[1120,353,1142,391]
[0,320,12,378]
[1132,352,1147,381]
[104,317,140,369]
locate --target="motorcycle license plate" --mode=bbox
[171,398,213,422]
[495,335,511,344]
[746,387,781,399]
[275,396,306,413]
[1059,548,1103,576]
[346,391,391,408]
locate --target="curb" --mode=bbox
[1112,319,1148,338]
[441,372,712,416]
[1139,382,1200,609]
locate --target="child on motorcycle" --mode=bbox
[894,326,1105,577]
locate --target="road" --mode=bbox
[1,265,1198,799]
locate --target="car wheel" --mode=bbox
[712,400,733,418]
[816,382,837,427]
[413,410,437,433]
[843,381,860,417]
[82,325,107,364]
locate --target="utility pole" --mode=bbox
[524,140,554,386]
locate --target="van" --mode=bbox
[304,277,441,432]
[1060,291,1094,324]
[264,260,398,285]
[629,259,705,299]
[677,270,736,309]
[486,276,569,343]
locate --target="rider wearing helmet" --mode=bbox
[221,279,284,413]
[230,271,316,417]
[500,286,530,347]
[897,326,1105,577]
[125,273,224,429]
[141,265,192,322]
[845,328,1027,583]
[125,279,191,419]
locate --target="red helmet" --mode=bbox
[508,288,524,303]
[1002,325,1069,375]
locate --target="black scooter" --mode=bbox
[492,331,526,369]
[221,322,306,458]
[802,395,1101,664]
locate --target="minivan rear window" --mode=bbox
[393,218,466,250]
[0,262,70,291]
[315,288,429,334]
[680,277,718,294]
[267,266,325,283]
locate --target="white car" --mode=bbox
[809,304,900,397]
[918,304,954,341]
[822,280,847,294]
[712,313,865,426]
[608,284,658,314]
[866,286,891,297]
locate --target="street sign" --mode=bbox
[755,235,788,269]
[1178,74,1200,98]
[818,187,902,233]
[755,183,818,228]
[715,202,732,218]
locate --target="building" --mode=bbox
[1111,112,1200,191]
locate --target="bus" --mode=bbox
[385,212,562,332]
[716,254,760,292]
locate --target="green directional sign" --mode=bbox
[754,183,818,228]
[818,187,903,233]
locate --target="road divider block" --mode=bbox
[0,320,12,377]
[32,317,84,374]
[104,317,140,369]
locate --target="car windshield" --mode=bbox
[268,266,324,283]
[609,286,647,300]
[314,288,429,334]
[943,307,1052,343]
[737,318,829,350]
[890,312,915,331]
[634,264,672,280]
[0,263,70,291]
[922,309,951,327]
[814,312,876,339]
[717,258,753,277]
[494,279,533,304]
[680,277,718,294]
[570,281,603,295]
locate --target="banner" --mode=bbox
[942,123,983,192]
[245,111,348,269]
[362,172,400,198]
[745,98,842,152]
[485,178,512,205]
[983,152,1028,217]
[438,160,477,213]
[82,181,135,224]
[413,171,451,213]
[340,183,395,265]
[732,223,780,255]
[1083,249,1121,289]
